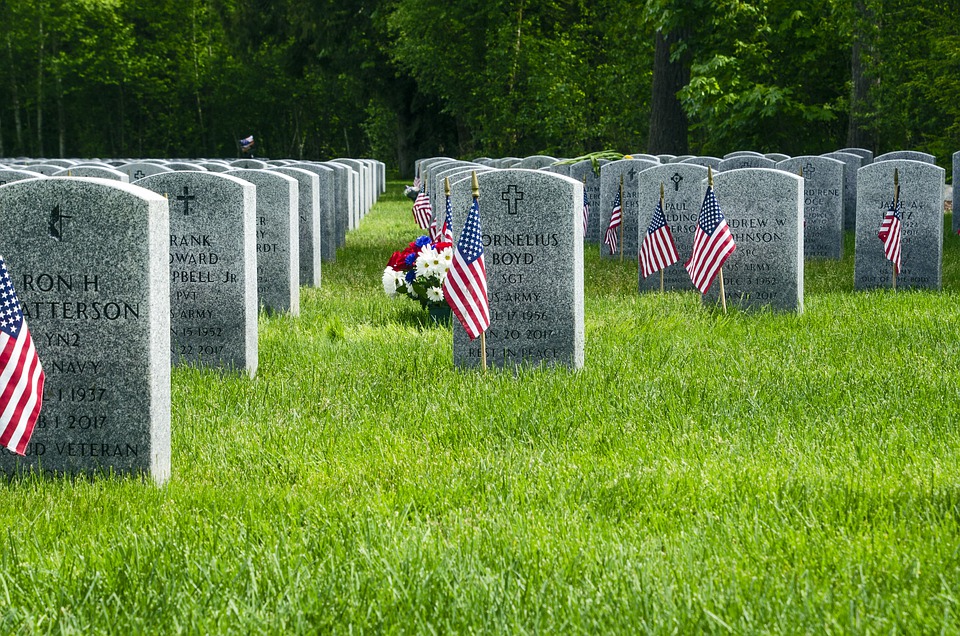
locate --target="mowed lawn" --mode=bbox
[2,181,960,634]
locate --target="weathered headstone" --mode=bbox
[636,163,709,292]
[164,162,207,172]
[821,151,862,231]
[287,163,337,263]
[598,159,658,259]
[453,169,584,370]
[854,160,944,290]
[777,156,845,259]
[765,153,790,162]
[703,168,804,312]
[225,169,300,315]
[656,154,676,163]
[718,155,776,171]
[568,159,606,242]
[230,159,268,169]
[680,156,721,169]
[268,167,322,286]
[117,162,174,181]
[627,154,660,163]
[838,148,873,165]
[136,172,258,376]
[0,178,170,484]
[52,166,129,182]
[723,151,764,159]
[874,150,936,164]
[0,169,47,186]
[517,155,558,169]
[22,164,64,176]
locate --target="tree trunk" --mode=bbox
[846,0,874,150]
[648,28,690,155]
[6,35,22,155]
[53,35,64,157]
[36,15,44,157]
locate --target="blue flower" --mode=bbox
[405,252,418,266]
[414,235,431,247]
[405,269,416,282]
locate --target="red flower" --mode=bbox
[435,241,453,251]
[387,249,412,270]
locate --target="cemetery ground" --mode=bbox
[2,181,960,634]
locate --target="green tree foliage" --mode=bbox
[0,0,956,175]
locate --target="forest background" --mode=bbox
[1,0,958,178]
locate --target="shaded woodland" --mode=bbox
[1,0,958,176]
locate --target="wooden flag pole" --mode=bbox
[708,167,728,313]
[618,174,624,262]
[472,170,487,371]
[893,168,900,291]
[659,182,665,292]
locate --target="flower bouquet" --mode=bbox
[383,236,454,316]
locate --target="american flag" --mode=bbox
[878,200,903,275]
[0,256,44,456]
[603,189,622,255]
[441,193,454,243]
[443,196,490,340]
[685,185,736,294]
[239,135,254,150]
[413,174,422,191]
[412,186,433,230]
[582,187,590,237]
[640,198,679,278]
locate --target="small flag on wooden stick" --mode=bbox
[640,182,680,281]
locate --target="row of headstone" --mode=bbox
[0,156,384,485]
[415,153,947,374]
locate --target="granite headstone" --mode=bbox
[136,172,258,376]
[854,160,944,290]
[0,178,170,484]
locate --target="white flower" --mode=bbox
[405,282,418,299]
[437,246,453,275]
[415,246,443,278]
[382,267,401,296]
[426,287,444,303]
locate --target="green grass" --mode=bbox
[2,182,960,634]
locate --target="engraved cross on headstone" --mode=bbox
[134,170,146,180]
[501,185,524,215]
[671,173,684,191]
[48,204,73,242]
[802,162,816,176]
[627,167,638,181]
[177,186,196,216]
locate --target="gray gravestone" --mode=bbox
[598,159,658,259]
[0,169,47,186]
[136,172,258,376]
[287,163,337,263]
[954,151,960,235]
[198,162,231,173]
[765,153,790,162]
[52,166,129,182]
[839,148,873,165]
[517,155,558,169]
[225,169,300,315]
[723,151,765,159]
[0,178,170,484]
[22,165,64,176]
[874,151,936,165]
[656,154,676,163]
[821,151,863,231]
[117,162,174,181]
[268,167,322,286]
[230,159,268,169]
[854,160,944,290]
[453,169,584,370]
[718,156,777,172]
[777,156,845,259]
[636,163,709,292]
[703,169,804,312]
[627,154,660,163]
[568,160,606,242]
[680,156,722,169]
[164,162,207,172]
